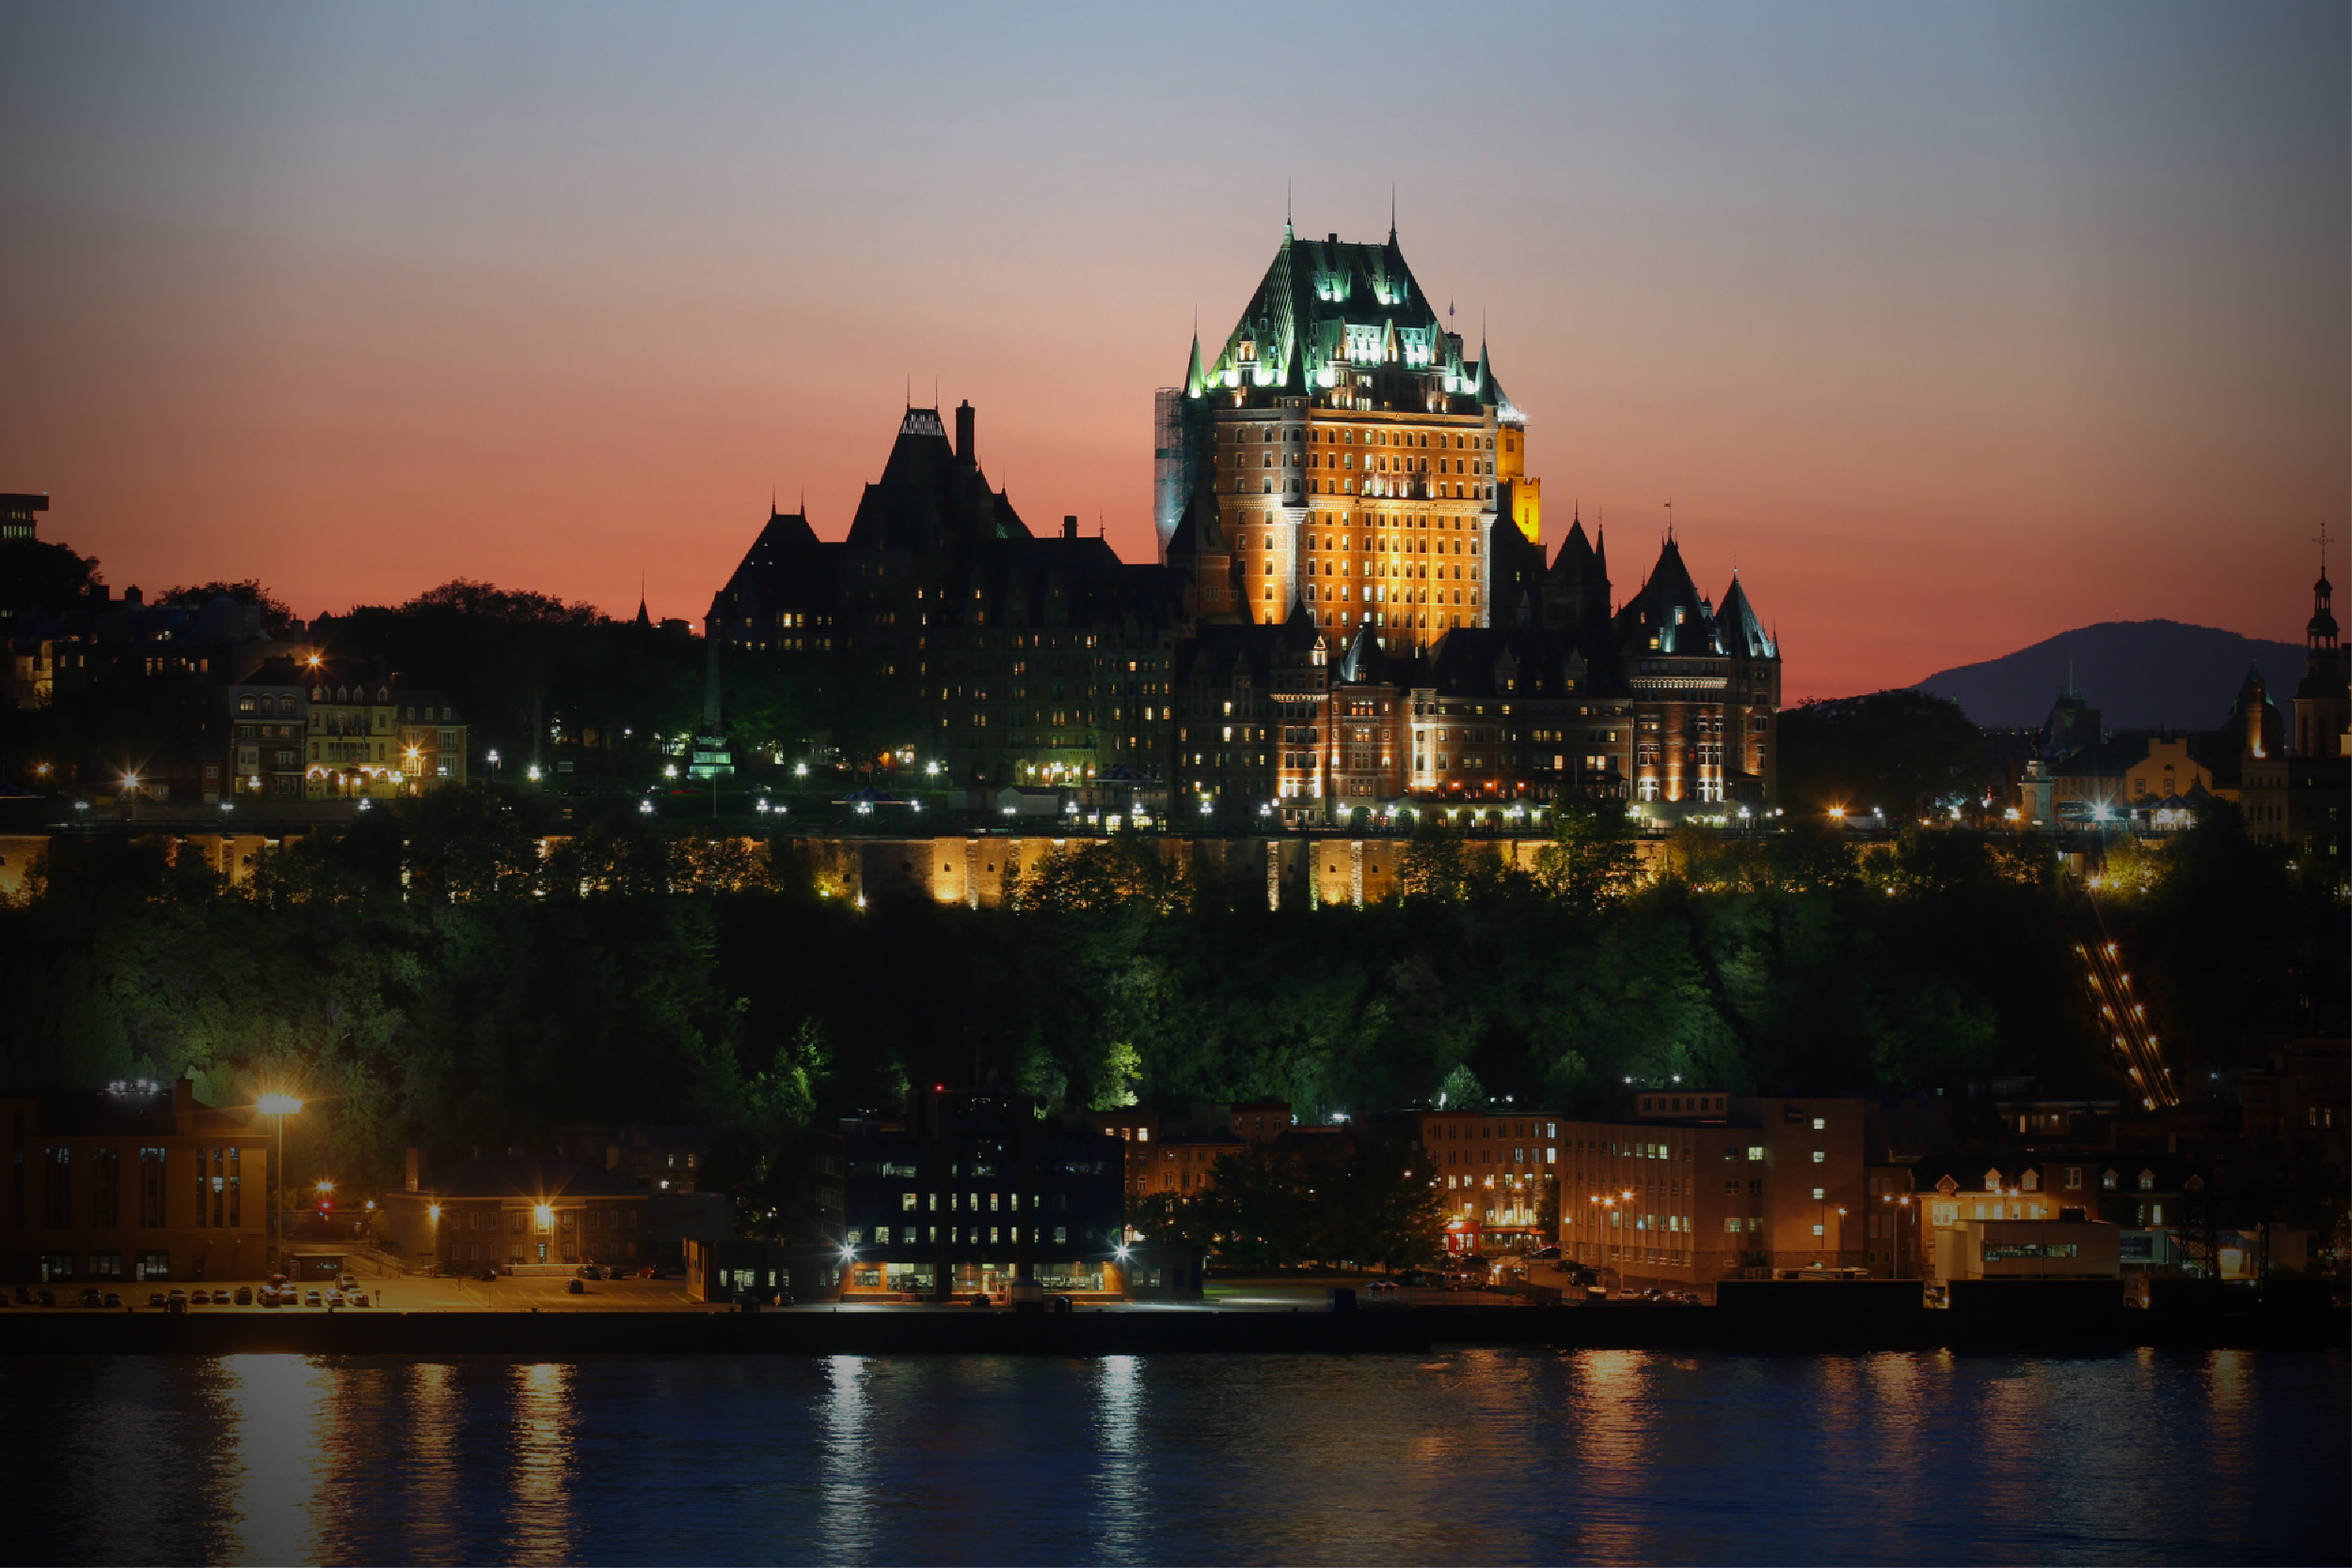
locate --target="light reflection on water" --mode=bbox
[0,1349,2342,1566]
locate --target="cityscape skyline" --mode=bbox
[2,4,2344,704]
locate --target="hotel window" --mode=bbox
[1812,1224,1825,1237]
[138,1251,170,1281]
[902,1193,918,1212]
[1811,1187,1825,1201]
[138,1148,166,1227]
[1812,1150,1825,1164]
[91,1148,119,1229]
[44,1148,71,1228]
[1054,1227,1068,1244]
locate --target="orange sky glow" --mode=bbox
[2,5,2344,702]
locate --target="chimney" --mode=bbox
[955,400,975,464]
[1062,515,1078,541]
[405,1148,421,1193]
[124,585,144,607]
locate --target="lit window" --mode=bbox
[1812,1150,1825,1164]
[1811,1224,1825,1237]
[1810,1117,1825,1132]
[1746,1146,1765,1162]
[1811,1187,1825,1201]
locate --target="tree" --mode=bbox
[1534,800,1643,911]
[1777,689,1986,821]
[158,579,297,638]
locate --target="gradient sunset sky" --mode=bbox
[2,3,2344,700]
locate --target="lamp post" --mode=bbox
[1881,1194,1915,1280]
[257,1094,302,1276]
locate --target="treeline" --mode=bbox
[0,787,2339,1239]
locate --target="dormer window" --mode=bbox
[2101,1170,2118,1191]
[2137,1169,2156,1192]
[1983,1169,2004,1192]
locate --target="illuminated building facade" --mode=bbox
[826,1090,1127,1300]
[2241,558,2348,863]
[1159,221,1536,657]
[379,1153,645,1273]
[707,404,1187,791]
[1559,1093,1871,1299]
[1370,1111,1563,1256]
[0,1081,270,1286]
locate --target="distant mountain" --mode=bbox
[1913,620,2308,731]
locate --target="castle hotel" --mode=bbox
[707,222,1781,821]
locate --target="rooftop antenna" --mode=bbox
[1389,182,1397,245]
[1285,181,1293,237]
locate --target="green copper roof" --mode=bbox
[1191,229,1511,416]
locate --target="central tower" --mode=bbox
[1159,220,1540,657]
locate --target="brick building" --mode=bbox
[1,1080,270,1285]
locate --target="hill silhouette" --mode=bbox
[1912,620,2307,730]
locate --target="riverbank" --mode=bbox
[0,1294,2337,1356]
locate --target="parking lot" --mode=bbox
[5,1273,712,1314]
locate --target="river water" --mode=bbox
[1,1349,2343,1565]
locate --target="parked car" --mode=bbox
[148,1291,167,1307]
[565,1278,585,1295]
[36,1290,57,1307]
[326,1290,347,1307]
[261,1289,282,1308]
[189,1290,211,1306]
[348,1293,372,1308]
[478,1268,499,1283]
[233,1287,253,1306]
[337,1275,359,1292]
[575,1264,605,1280]
[303,1289,324,1307]
[167,1288,187,1306]
[103,1291,123,1307]
[78,1288,103,1308]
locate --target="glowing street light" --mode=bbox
[257,1094,303,1274]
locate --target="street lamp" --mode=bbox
[1883,1194,1915,1280]
[257,1094,303,1275]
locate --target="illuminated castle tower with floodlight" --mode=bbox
[1157,215,1541,658]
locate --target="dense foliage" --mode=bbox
[1777,689,1990,820]
[5,784,2335,1246]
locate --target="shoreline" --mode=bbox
[0,1301,2337,1356]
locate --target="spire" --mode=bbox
[1184,320,1205,399]
[634,574,650,630]
[1389,182,1397,245]
[1285,182,1293,240]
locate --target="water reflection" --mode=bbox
[215,1354,330,1566]
[507,1362,577,1565]
[1092,1354,1143,1560]
[0,1349,2342,1566]
[818,1354,871,1562]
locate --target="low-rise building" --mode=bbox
[1559,1093,1873,1298]
[554,1122,726,1194]
[826,1090,1126,1300]
[1368,1109,1562,1256]
[377,1152,646,1275]
[0,1079,270,1285]
[1933,1217,2121,1281]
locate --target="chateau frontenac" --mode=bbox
[707,225,1780,820]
